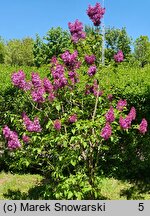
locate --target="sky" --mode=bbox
[0,0,150,41]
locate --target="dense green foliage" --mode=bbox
[134,36,150,67]
[33,27,71,67]
[4,38,34,66]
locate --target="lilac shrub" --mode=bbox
[2,2,149,199]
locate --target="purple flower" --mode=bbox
[69,114,77,123]
[22,113,42,132]
[85,54,96,65]
[93,80,103,97]
[31,72,42,88]
[7,139,21,150]
[68,71,76,79]
[11,70,31,91]
[61,50,78,67]
[68,19,86,43]
[50,56,58,65]
[2,125,11,139]
[23,81,32,91]
[105,106,115,123]
[114,50,124,63]
[107,94,113,102]
[85,80,103,97]
[53,77,68,90]
[68,71,79,85]
[2,125,21,149]
[119,116,131,130]
[101,123,112,140]
[116,99,127,111]
[11,70,25,86]
[48,92,55,102]
[54,119,61,131]
[31,87,46,103]
[138,118,148,134]
[43,78,53,93]
[128,107,136,121]
[88,65,97,76]
[85,84,91,95]
[33,117,42,132]
[52,64,65,79]
[87,3,105,26]
[22,135,30,143]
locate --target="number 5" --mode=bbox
[138,203,144,211]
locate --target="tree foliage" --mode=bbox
[5,38,34,66]
[105,27,131,62]
[134,35,150,67]
[0,36,6,64]
[33,27,72,67]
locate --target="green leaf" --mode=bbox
[71,128,76,135]
[110,136,114,142]
[83,142,87,148]
[46,120,52,129]
[68,191,73,199]
[59,156,63,161]
[56,104,61,111]
[71,159,76,167]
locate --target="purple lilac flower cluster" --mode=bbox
[139,118,148,134]
[22,112,42,132]
[54,119,61,131]
[85,55,96,65]
[116,99,127,111]
[31,72,42,88]
[105,106,115,123]
[12,70,56,103]
[128,107,136,121]
[2,125,21,149]
[61,50,78,68]
[119,106,136,130]
[101,123,112,140]
[51,62,68,90]
[119,116,131,130]
[31,72,48,103]
[11,70,32,91]
[31,86,46,103]
[87,3,105,26]
[22,134,30,143]
[114,50,124,63]
[68,114,77,123]
[68,19,86,43]
[87,65,97,76]
[43,77,55,102]
[107,94,113,102]
[85,80,103,97]
[68,71,79,85]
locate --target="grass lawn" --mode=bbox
[0,172,149,200]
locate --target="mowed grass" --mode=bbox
[0,172,43,200]
[0,172,150,200]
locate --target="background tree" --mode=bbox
[5,38,34,66]
[33,27,71,67]
[33,34,46,67]
[105,27,132,63]
[0,36,6,64]
[134,35,150,67]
